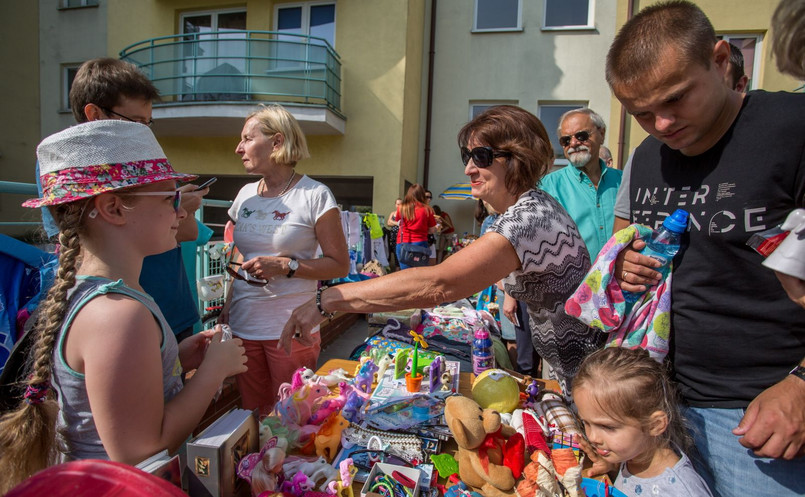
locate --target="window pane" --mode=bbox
[539,105,584,157]
[729,37,756,83]
[310,4,336,47]
[278,7,303,32]
[545,0,589,28]
[218,11,246,31]
[476,0,519,30]
[471,105,497,119]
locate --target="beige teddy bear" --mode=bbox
[444,395,519,497]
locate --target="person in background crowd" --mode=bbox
[0,121,247,493]
[726,43,749,93]
[386,198,402,271]
[283,105,601,395]
[599,145,614,168]
[539,108,622,262]
[423,190,439,265]
[394,184,437,270]
[606,2,805,495]
[220,104,349,416]
[432,205,455,262]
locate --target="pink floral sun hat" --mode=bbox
[23,120,197,208]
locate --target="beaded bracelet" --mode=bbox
[316,285,335,318]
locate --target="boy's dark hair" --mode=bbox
[606,1,716,88]
[727,43,746,89]
[69,58,159,122]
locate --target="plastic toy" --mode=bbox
[314,413,349,462]
[326,458,357,497]
[308,381,354,425]
[237,436,286,496]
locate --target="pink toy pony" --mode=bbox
[280,471,315,496]
[274,383,331,427]
[308,382,354,425]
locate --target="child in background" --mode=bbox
[573,347,712,497]
[0,120,247,493]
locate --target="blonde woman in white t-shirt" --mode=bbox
[219,104,349,416]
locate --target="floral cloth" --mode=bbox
[564,225,672,361]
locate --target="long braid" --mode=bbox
[0,202,85,493]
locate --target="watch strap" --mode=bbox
[286,257,298,278]
[790,365,805,382]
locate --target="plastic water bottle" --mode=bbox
[623,209,689,305]
[472,328,495,376]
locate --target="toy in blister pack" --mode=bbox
[364,394,445,431]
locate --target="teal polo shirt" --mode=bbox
[538,159,623,261]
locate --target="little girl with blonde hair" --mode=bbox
[573,347,712,497]
[0,120,247,492]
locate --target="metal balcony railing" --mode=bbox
[120,30,342,115]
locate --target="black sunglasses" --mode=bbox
[558,130,591,147]
[226,262,268,286]
[101,107,154,127]
[460,146,511,168]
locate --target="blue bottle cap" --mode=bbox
[662,209,689,233]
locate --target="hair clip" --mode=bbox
[88,208,98,219]
[391,471,417,489]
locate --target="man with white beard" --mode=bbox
[539,108,622,261]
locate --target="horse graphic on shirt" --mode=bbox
[273,210,290,220]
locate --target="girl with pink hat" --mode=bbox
[0,120,247,492]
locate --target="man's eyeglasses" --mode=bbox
[558,130,591,147]
[101,107,154,127]
[226,262,269,286]
[460,146,511,168]
[121,190,182,213]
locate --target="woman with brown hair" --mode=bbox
[283,105,601,392]
[395,184,437,269]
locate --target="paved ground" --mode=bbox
[317,315,370,367]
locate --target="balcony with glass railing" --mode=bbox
[120,30,345,136]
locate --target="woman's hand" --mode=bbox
[502,292,517,324]
[279,298,326,356]
[201,327,248,378]
[177,329,216,372]
[241,255,288,280]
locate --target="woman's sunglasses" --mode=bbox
[226,262,269,286]
[558,130,591,147]
[121,190,182,213]
[460,146,511,168]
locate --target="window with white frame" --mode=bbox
[274,2,335,70]
[61,0,98,8]
[543,0,594,30]
[62,65,81,110]
[469,101,517,120]
[538,103,586,162]
[473,0,521,32]
[718,34,762,91]
[180,9,248,100]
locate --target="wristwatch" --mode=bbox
[790,364,805,382]
[286,257,299,278]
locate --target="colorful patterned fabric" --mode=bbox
[25,120,196,208]
[564,225,673,361]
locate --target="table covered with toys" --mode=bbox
[212,341,623,497]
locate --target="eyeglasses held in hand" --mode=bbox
[460,146,511,168]
[558,130,591,147]
[101,107,154,127]
[121,190,182,213]
[226,262,269,286]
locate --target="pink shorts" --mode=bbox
[235,333,321,417]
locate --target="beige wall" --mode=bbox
[613,0,801,161]
[426,1,619,233]
[106,0,426,215]
[0,1,41,236]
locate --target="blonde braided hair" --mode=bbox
[0,201,86,493]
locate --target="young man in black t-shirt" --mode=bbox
[603,2,805,496]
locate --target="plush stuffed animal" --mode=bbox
[443,395,524,497]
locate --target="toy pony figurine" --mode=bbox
[354,358,379,397]
[341,389,366,423]
[308,382,354,425]
[274,382,331,427]
[314,413,349,462]
[326,458,357,497]
[280,471,315,496]
[283,456,340,492]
